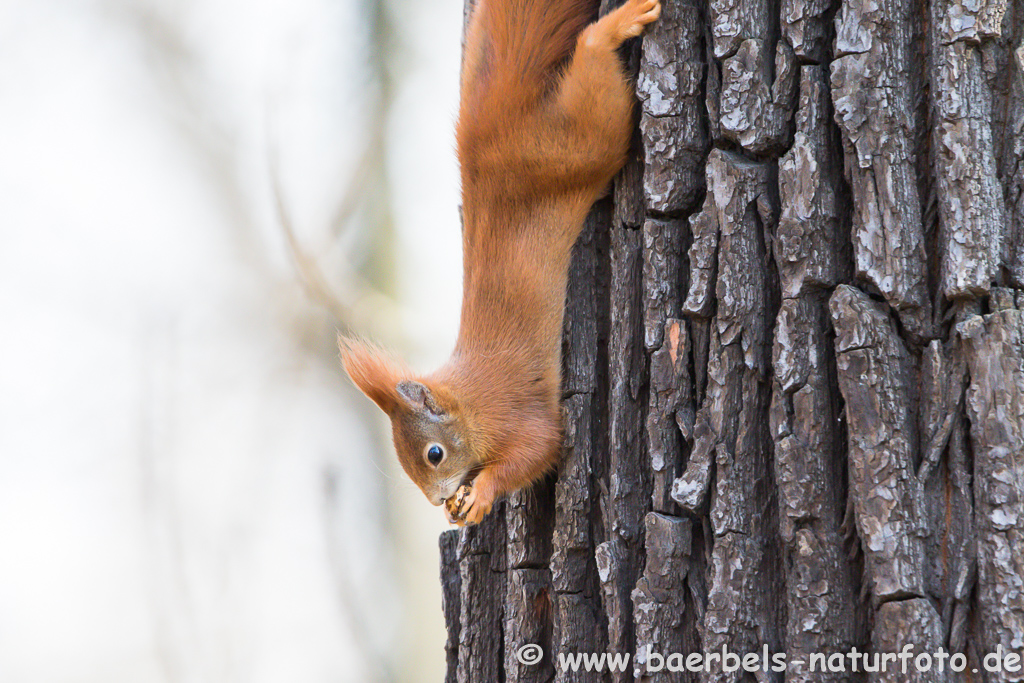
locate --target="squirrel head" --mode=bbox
[339,337,476,505]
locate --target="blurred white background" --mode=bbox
[0,0,464,681]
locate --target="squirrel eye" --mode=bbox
[426,444,445,466]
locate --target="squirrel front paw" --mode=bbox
[444,471,497,526]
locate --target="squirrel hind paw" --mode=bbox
[614,0,661,41]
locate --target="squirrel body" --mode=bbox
[341,0,660,525]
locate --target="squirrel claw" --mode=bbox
[444,504,458,525]
[602,0,661,44]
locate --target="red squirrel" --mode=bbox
[340,0,660,525]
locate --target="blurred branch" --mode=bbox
[113,0,404,345]
[267,140,400,337]
[265,0,405,345]
[108,0,276,280]
[105,2,406,677]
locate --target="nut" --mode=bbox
[444,483,474,522]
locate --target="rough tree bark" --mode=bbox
[440,0,1024,678]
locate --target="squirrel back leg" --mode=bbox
[534,0,661,191]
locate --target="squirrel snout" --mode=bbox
[428,487,452,506]
[427,478,466,506]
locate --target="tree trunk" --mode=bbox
[440,0,1024,678]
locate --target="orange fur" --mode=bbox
[341,0,660,525]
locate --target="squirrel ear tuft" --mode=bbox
[338,336,407,415]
